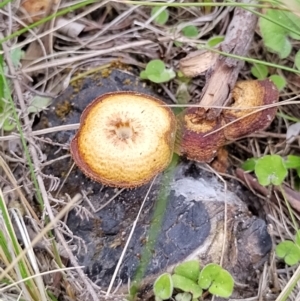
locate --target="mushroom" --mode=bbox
[174,107,226,162]
[70,91,176,188]
[222,79,279,140]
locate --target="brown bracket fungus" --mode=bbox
[174,79,279,164]
[174,108,226,163]
[70,92,176,188]
[222,79,279,140]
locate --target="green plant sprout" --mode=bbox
[250,63,286,91]
[140,59,176,83]
[198,263,234,298]
[174,25,199,47]
[154,273,173,300]
[206,35,224,47]
[241,154,300,187]
[259,9,300,59]
[241,154,300,266]
[151,7,169,25]
[276,230,300,266]
[181,25,199,38]
[153,260,234,300]
[251,64,269,80]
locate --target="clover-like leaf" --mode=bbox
[151,7,169,25]
[251,64,268,80]
[27,96,52,114]
[269,75,286,91]
[174,260,200,282]
[145,59,165,74]
[182,25,198,38]
[172,274,202,299]
[141,59,175,83]
[284,155,300,169]
[276,240,300,266]
[198,263,234,298]
[207,36,224,47]
[254,155,287,186]
[175,292,192,301]
[241,158,257,172]
[259,10,292,58]
[153,273,173,300]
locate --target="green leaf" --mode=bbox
[2,116,16,132]
[241,158,257,172]
[151,7,169,25]
[148,71,171,83]
[269,75,286,91]
[174,41,183,47]
[284,155,300,169]
[207,36,224,47]
[10,48,24,68]
[174,260,200,282]
[145,59,166,74]
[172,274,202,298]
[259,9,292,58]
[153,273,173,300]
[182,25,198,38]
[251,64,268,80]
[254,155,287,186]
[295,50,300,70]
[141,59,175,83]
[175,292,192,301]
[276,241,300,265]
[27,96,52,114]
[198,264,234,298]
[140,70,148,79]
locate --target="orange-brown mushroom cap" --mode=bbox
[174,108,225,163]
[223,79,279,140]
[70,91,176,188]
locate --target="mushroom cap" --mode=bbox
[174,108,225,162]
[70,91,176,188]
[223,79,279,140]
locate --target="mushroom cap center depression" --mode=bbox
[75,93,176,187]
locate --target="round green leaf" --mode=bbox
[182,25,198,38]
[276,241,300,266]
[207,36,224,47]
[241,158,257,172]
[198,264,234,298]
[153,273,173,300]
[254,155,287,186]
[172,274,202,298]
[140,70,148,79]
[145,59,165,74]
[175,292,192,301]
[259,9,292,59]
[174,260,200,282]
[251,64,268,80]
[269,75,286,91]
[151,7,169,25]
[284,155,300,169]
[148,72,170,83]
